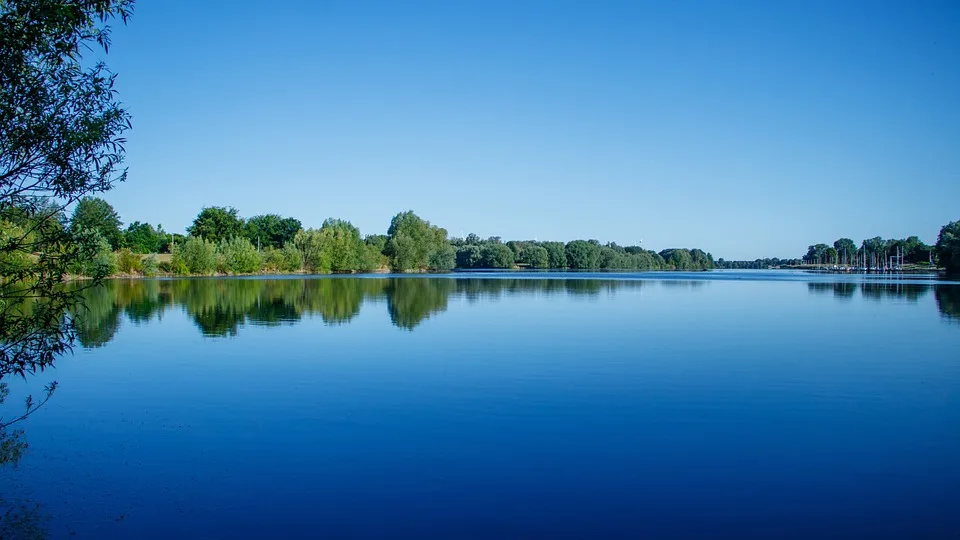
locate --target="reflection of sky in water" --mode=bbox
[3,273,959,539]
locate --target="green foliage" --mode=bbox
[70,197,124,250]
[321,219,365,272]
[656,248,712,270]
[262,245,303,273]
[518,245,549,268]
[1,0,132,377]
[141,255,159,277]
[218,237,262,274]
[428,243,456,271]
[116,248,142,274]
[360,243,388,272]
[72,231,117,277]
[936,219,960,275]
[540,241,567,268]
[124,221,167,253]
[245,214,301,249]
[292,220,362,273]
[479,243,515,269]
[173,237,218,275]
[565,240,601,269]
[456,245,481,268]
[833,238,857,264]
[384,211,452,272]
[293,229,329,273]
[187,206,244,244]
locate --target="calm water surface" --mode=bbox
[3,272,959,539]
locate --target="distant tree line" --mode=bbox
[53,199,717,275]
[801,236,936,268]
[715,258,803,269]
[714,221,960,274]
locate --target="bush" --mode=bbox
[172,237,217,275]
[157,260,174,274]
[116,248,142,274]
[263,244,303,273]
[218,237,262,274]
[141,255,159,277]
[87,249,117,278]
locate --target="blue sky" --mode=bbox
[100,0,959,260]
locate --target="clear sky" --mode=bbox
[99,0,959,260]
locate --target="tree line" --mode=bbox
[58,199,718,275]
[714,222,960,274]
[799,225,960,274]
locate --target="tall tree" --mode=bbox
[124,221,167,253]
[384,211,453,272]
[187,206,244,244]
[245,214,301,249]
[833,238,857,265]
[1,0,134,380]
[70,197,123,249]
[566,240,601,269]
[936,219,960,275]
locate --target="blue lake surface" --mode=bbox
[2,271,959,539]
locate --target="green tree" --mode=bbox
[293,229,330,273]
[262,244,303,273]
[187,206,244,244]
[565,240,601,269]
[245,214,301,249]
[384,211,452,272]
[1,0,133,384]
[659,248,694,270]
[69,197,123,250]
[456,245,481,268]
[479,243,514,269]
[833,238,857,265]
[173,236,218,275]
[540,241,567,268]
[935,219,960,275]
[123,221,166,253]
[519,245,549,269]
[218,237,262,274]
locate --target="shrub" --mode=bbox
[141,255,159,277]
[263,244,303,273]
[116,248,142,274]
[218,237,262,274]
[172,237,217,275]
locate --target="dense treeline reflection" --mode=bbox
[72,278,651,344]
[806,281,960,320]
[72,278,960,346]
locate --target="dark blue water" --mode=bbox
[2,272,959,539]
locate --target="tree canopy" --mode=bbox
[69,197,124,250]
[245,214,301,249]
[385,211,454,272]
[1,0,133,379]
[187,206,244,244]
[936,220,960,275]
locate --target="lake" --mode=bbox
[2,272,959,539]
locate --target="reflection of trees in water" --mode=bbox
[74,286,123,348]
[387,278,454,330]
[71,278,960,345]
[935,286,960,322]
[657,280,706,288]
[807,281,934,303]
[860,283,930,303]
[806,282,858,300]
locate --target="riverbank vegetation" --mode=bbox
[30,199,719,277]
[716,223,960,273]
